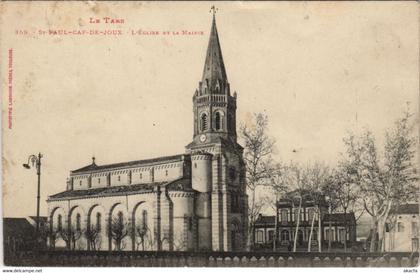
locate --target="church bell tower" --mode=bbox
[191,12,237,147]
[186,9,248,252]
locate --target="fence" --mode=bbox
[4,250,419,267]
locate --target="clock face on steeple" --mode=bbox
[200,134,207,143]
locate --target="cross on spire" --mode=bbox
[210,5,218,18]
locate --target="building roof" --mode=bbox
[48,178,191,201]
[323,213,356,224]
[389,203,419,215]
[254,212,356,228]
[255,215,275,227]
[71,154,186,174]
[277,189,327,207]
[3,218,36,239]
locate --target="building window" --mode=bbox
[293,208,303,222]
[141,210,148,229]
[58,215,62,232]
[412,222,418,236]
[188,217,193,231]
[79,180,82,186]
[281,230,289,241]
[98,178,100,184]
[165,170,168,176]
[118,176,121,181]
[200,113,208,131]
[76,213,81,231]
[117,211,124,228]
[281,209,288,223]
[140,173,142,179]
[194,163,197,168]
[268,230,274,242]
[338,228,346,242]
[325,227,335,242]
[257,230,263,243]
[308,208,316,222]
[96,212,102,231]
[398,222,405,232]
[215,112,222,130]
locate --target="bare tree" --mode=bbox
[344,111,418,252]
[108,215,130,251]
[240,113,277,248]
[59,225,83,250]
[134,223,149,251]
[85,225,102,251]
[332,161,364,251]
[263,163,289,251]
[304,162,330,253]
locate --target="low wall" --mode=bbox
[4,250,419,267]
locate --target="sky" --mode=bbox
[1,2,418,218]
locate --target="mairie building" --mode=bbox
[47,14,248,252]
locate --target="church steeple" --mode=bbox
[201,12,227,88]
[190,9,237,146]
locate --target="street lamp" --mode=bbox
[22,153,43,239]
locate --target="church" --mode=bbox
[47,13,248,252]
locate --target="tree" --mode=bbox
[282,163,310,252]
[59,224,83,250]
[134,223,149,251]
[85,225,101,250]
[108,213,130,251]
[304,162,330,253]
[332,159,365,251]
[263,163,289,251]
[344,111,418,252]
[240,113,277,248]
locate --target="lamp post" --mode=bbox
[23,153,43,238]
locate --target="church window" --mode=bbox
[76,213,81,231]
[118,211,124,227]
[58,215,62,232]
[188,217,193,231]
[215,112,222,130]
[96,212,102,231]
[200,113,208,131]
[142,210,148,229]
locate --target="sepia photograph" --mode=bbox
[0,1,419,269]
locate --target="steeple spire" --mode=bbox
[201,7,227,89]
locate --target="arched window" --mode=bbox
[118,211,124,228]
[76,213,81,231]
[142,210,148,229]
[96,212,102,231]
[200,113,208,132]
[215,112,222,130]
[58,215,62,232]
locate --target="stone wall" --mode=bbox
[4,250,419,267]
